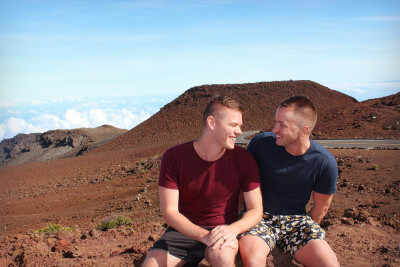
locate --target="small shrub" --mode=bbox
[372,164,379,170]
[97,215,131,231]
[35,223,74,235]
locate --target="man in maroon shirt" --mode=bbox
[143,96,263,266]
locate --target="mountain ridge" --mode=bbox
[0,124,127,167]
[1,80,399,167]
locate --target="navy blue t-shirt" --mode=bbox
[247,132,337,215]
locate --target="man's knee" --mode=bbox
[294,239,339,267]
[239,236,270,266]
[142,249,185,267]
[206,243,238,267]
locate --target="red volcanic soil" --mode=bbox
[0,81,399,266]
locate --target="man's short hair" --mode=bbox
[279,95,317,133]
[202,95,244,126]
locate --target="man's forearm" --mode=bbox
[163,210,210,242]
[229,207,263,236]
[309,206,328,225]
[310,192,334,224]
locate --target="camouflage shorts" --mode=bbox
[241,212,325,257]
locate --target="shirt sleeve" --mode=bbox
[158,148,179,190]
[313,155,338,194]
[241,149,261,192]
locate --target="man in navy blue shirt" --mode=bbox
[239,96,340,267]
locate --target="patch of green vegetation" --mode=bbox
[372,164,379,170]
[97,215,131,231]
[35,223,74,235]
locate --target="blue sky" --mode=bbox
[1,0,399,140]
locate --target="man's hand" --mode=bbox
[201,225,238,250]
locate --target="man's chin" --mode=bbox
[275,139,284,147]
[226,142,235,150]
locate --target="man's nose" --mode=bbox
[236,126,242,136]
[272,124,278,133]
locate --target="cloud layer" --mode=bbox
[0,95,172,141]
[326,81,400,101]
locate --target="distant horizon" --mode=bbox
[1,79,398,142]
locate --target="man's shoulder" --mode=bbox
[249,132,276,146]
[310,140,335,157]
[164,141,194,155]
[309,140,337,165]
[252,131,275,141]
[232,144,252,156]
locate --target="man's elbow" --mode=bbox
[250,205,264,222]
[320,205,330,216]
[258,206,264,219]
[312,206,330,224]
[320,210,329,222]
[161,209,178,225]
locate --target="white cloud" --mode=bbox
[354,88,367,94]
[65,109,89,128]
[326,81,400,101]
[89,109,108,126]
[0,95,170,141]
[0,117,42,140]
[5,109,22,116]
[31,114,67,130]
[0,102,17,108]
[30,99,46,105]
[0,107,154,141]
[107,108,151,130]
[51,96,83,103]
[7,117,29,133]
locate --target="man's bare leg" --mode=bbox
[239,235,270,267]
[206,239,239,267]
[142,249,186,267]
[294,239,339,267]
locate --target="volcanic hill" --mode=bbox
[95,80,399,154]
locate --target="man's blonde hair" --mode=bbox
[202,96,244,126]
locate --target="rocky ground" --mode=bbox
[0,81,399,266]
[0,147,399,266]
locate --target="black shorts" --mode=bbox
[151,227,208,266]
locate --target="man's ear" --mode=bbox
[301,125,310,136]
[207,115,217,130]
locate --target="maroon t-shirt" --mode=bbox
[159,141,261,228]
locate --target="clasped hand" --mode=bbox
[202,225,238,250]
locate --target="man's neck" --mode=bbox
[285,138,311,156]
[194,137,226,162]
